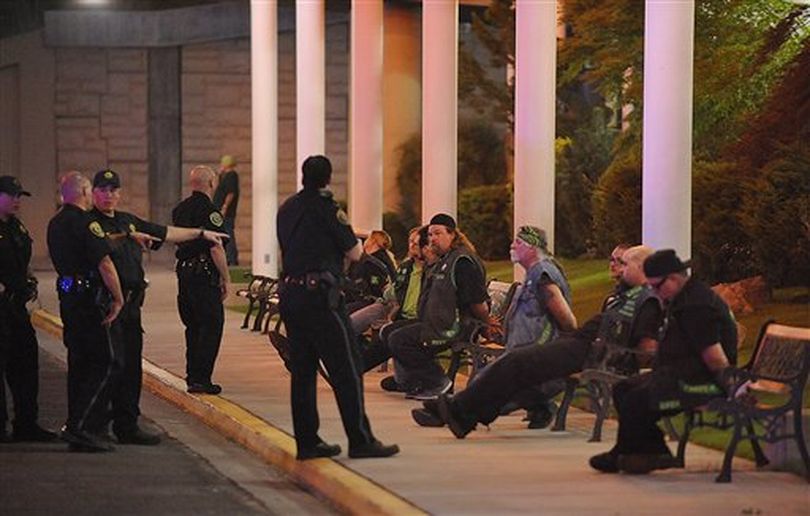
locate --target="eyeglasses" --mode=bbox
[609,256,626,265]
[649,275,670,290]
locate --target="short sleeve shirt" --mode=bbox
[0,215,33,294]
[88,207,168,289]
[47,204,111,277]
[277,188,357,277]
[454,256,488,308]
[212,170,239,218]
[172,191,227,261]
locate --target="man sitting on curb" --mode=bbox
[589,249,738,474]
[431,245,662,439]
[412,225,577,429]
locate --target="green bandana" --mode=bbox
[517,225,548,251]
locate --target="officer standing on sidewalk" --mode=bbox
[47,171,125,452]
[89,169,227,444]
[172,165,230,395]
[0,176,58,443]
[277,155,399,460]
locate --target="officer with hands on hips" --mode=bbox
[0,175,59,443]
[88,169,227,444]
[47,171,125,452]
[277,155,399,460]
[172,165,230,395]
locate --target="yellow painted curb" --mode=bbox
[31,309,425,516]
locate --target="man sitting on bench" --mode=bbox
[430,245,662,438]
[589,249,737,474]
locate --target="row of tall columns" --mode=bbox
[249,0,695,277]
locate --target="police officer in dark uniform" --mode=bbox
[47,171,125,452]
[277,155,399,460]
[172,165,230,395]
[0,176,58,443]
[89,169,228,443]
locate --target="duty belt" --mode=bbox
[56,275,98,295]
[283,271,337,291]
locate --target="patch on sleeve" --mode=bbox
[336,209,350,225]
[209,212,224,227]
[88,221,105,238]
[128,223,136,233]
[19,223,28,234]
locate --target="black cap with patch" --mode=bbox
[93,169,121,189]
[0,176,31,197]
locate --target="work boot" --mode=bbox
[61,426,115,453]
[187,383,223,395]
[525,402,557,430]
[589,450,620,473]
[437,394,476,439]
[348,440,400,459]
[297,439,342,460]
[406,377,453,401]
[380,375,407,393]
[116,426,162,446]
[12,423,59,442]
[618,452,681,474]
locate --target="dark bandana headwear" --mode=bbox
[429,213,456,230]
[517,225,548,251]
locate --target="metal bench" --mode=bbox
[235,274,272,330]
[676,320,810,482]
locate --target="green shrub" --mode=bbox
[591,148,642,254]
[458,184,512,260]
[383,211,413,260]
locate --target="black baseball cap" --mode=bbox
[93,169,121,189]
[428,213,456,230]
[0,176,31,197]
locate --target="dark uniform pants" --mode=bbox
[455,329,594,424]
[108,289,145,434]
[279,285,375,450]
[60,293,119,433]
[0,301,40,431]
[177,274,224,386]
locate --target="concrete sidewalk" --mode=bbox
[32,265,810,515]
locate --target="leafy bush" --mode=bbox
[590,148,642,254]
[383,211,412,260]
[458,184,512,260]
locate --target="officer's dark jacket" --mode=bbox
[0,215,32,295]
[277,187,357,278]
[47,204,111,277]
[172,191,226,261]
[88,208,167,291]
[419,246,487,344]
[656,277,738,383]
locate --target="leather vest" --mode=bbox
[597,284,658,374]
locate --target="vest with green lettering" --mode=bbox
[420,247,483,345]
[597,284,658,375]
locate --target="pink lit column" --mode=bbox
[250,0,278,276]
[295,0,325,188]
[514,0,557,258]
[642,0,694,258]
[349,0,384,234]
[421,0,458,222]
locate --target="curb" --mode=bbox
[31,309,426,516]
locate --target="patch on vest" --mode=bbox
[19,224,28,234]
[336,209,349,225]
[209,212,224,227]
[88,221,105,238]
[128,223,136,233]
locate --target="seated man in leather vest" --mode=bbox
[386,213,495,401]
[431,245,663,439]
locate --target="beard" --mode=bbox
[509,250,519,263]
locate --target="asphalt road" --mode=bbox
[0,338,335,516]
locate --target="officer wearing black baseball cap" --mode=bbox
[0,176,58,442]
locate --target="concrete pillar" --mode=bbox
[421,0,458,222]
[349,0,384,235]
[514,0,557,261]
[642,0,694,258]
[148,47,181,229]
[295,0,325,189]
[251,0,279,277]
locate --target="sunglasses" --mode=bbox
[649,275,670,290]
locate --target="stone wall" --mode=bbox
[54,48,149,217]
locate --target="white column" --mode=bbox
[250,0,278,277]
[295,0,325,188]
[514,0,557,260]
[642,0,694,258]
[349,0,384,235]
[421,0,458,222]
